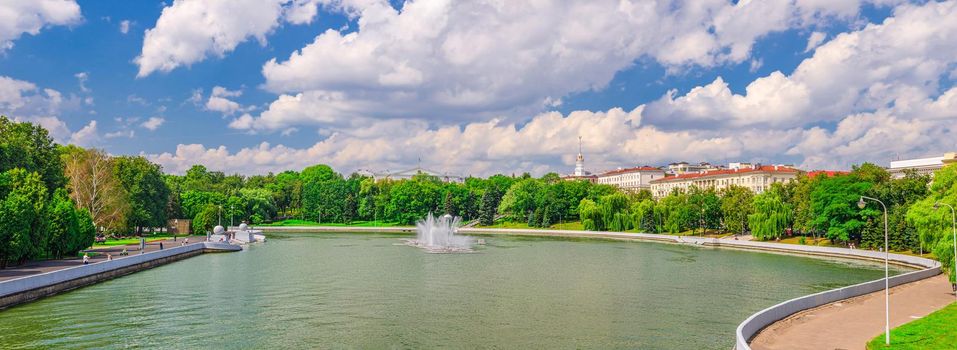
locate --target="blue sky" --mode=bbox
[1,1,955,176]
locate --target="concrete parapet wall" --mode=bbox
[0,242,240,310]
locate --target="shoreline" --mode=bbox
[255,225,941,349]
[0,242,240,310]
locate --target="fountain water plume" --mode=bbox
[407,212,474,253]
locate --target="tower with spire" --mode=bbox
[574,136,585,176]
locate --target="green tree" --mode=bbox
[192,204,219,234]
[113,156,170,234]
[811,174,872,242]
[721,185,754,235]
[749,185,792,240]
[478,189,496,225]
[0,116,66,193]
[443,191,455,216]
[0,169,48,267]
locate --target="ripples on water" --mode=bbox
[0,233,904,349]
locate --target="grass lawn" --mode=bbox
[260,219,405,227]
[477,220,586,231]
[867,302,957,350]
[777,236,835,246]
[92,234,177,248]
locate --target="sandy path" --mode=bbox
[750,274,954,350]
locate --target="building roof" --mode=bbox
[649,165,799,184]
[598,166,664,177]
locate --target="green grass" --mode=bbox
[867,302,957,350]
[260,219,405,227]
[477,220,586,231]
[92,234,177,248]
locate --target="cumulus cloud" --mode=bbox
[180,0,881,131]
[205,86,246,115]
[804,31,827,52]
[152,106,806,176]
[69,120,99,146]
[645,1,957,130]
[0,0,81,51]
[135,0,324,77]
[1,75,99,146]
[141,117,165,130]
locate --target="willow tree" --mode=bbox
[749,185,792,241]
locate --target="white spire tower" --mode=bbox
[574,136,585,176]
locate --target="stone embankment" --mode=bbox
[0,242,240,309]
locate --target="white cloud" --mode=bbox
[74,72,89,92]
[69,120,100,146]
[183,0,881,131]
[645,1,957,130]
[804,31,827,52]
[105,129,135,139]
[205,86,247,115]
[141,117,165,131]
[0,0,81,51]
[119,20,131,34]
[136,0,323,77]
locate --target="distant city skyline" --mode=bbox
[1,1,956,176]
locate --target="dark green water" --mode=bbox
[0,233,904,349]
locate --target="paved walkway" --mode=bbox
[750,274,955,350]
[0,236,207,282]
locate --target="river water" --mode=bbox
[0,232,903,349]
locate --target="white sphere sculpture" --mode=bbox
[213,225,225,234]
[238,223,249,231]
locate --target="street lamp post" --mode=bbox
[230,205,234,227]
[934,201,957,303]
[218,205,222,226]
[858,196,890,345]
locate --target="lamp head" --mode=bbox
[857,197,866,209]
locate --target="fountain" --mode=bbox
[406,213,474,253]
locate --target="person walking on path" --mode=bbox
[82,253,89,265]
[107,254,112,261]
[159,242,164,250]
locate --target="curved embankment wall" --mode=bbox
[0,242,240,310]
[257,226,941,349]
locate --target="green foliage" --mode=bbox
[811,174,872,242]
[721,185,754,235]
[579,199,601,231]
[0,116,66,193]
[478,189,496,226]
[192,204,219,234]
[45,189,95,259]
[749,185,792,240]
[113,156,170,233]
[0,169,48,267]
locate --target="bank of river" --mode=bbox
[0,232,904,349]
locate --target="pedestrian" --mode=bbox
[107,253,113,261]
[82,253,89,265]
[159,242,164,250]
[121,248,128,256]
[183,237,189,246]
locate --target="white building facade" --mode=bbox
[596,166,666,191]
[888,153,956,179]
[650,165,799,198]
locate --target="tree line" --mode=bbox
[3,115,956,281]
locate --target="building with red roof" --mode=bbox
[649,163,799,198]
